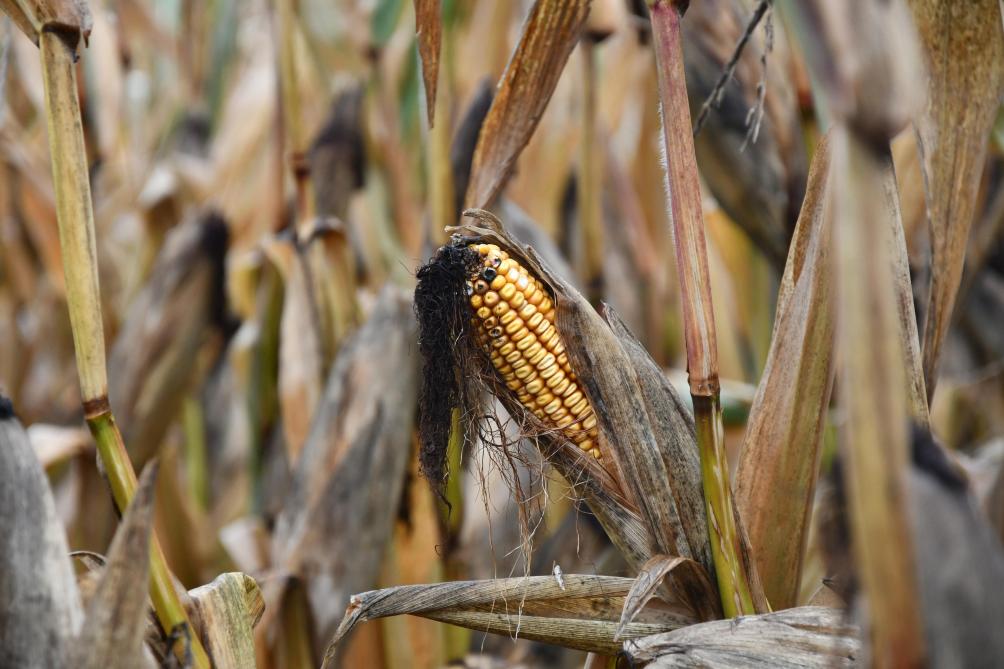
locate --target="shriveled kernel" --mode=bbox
[475,280,489,294]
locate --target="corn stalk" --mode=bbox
[34,23,210,669]
[647,0,762,617]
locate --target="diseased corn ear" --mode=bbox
[452,210,714,597]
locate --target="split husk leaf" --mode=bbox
[323,574,696,665]
[624,606,859,668]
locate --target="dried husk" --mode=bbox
[187,573,264,669]
[273,288,418,647]
[413,0,442,126]
[625,606,859,668]
[0,400,83,668]
[323,574,696,666]
[0,0,91,45]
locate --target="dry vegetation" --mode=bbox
[1,0,1003,668]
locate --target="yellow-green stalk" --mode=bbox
[648,0,762,617]
[37,27,211,667]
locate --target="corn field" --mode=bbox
[1,0,1003,667]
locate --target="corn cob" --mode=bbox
[466,243,600,459]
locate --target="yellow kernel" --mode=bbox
[506,268,521,282]
[528,347,548,366]
[505,350,522,364]
[516,274,529,290]
[527,312,544,329]
[583,414,597,431]
[570,398,589,416]
[518,302,536,319]
[484,291,500,306]
[525,378,544,394]
[510,291,526,309]
[490,275,506,290]
[511,327,530,342]
[536,392,555,407]
[563,390,583,408]
[477,306,491,319]
[552,377,571,396]
[499,342,515,356]
[515,365,535,380]
[524,341,543,360]
[500,310,518,326]
[539,363,559,380]
[534,319,552,337]
[539,328,557,346]
[527,287,544,306]
[578,438,595,452]
[493,301,510,316]
[539,297,553,312]
[498,259,512,274]
[499,283,516,301]
[505,318,525,335]
[477,244,491,255]
[471,294,483,309]
[545,369,566,389]
[516,333,536,351]
[506,378,522,391]
[544,398,563,414]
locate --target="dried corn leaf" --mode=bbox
[323,574,695,666]
[735,133,836,610]
[69,462,157,669]
[909,0,1004,401]
[625,606,859,667]
[414,0,441,126]
[188,573,264,669]
[464,0,590,208]
[273,288,417,644]
[0,398,83,667]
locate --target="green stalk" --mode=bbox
[38,27,210,668]
[648,0,761,617]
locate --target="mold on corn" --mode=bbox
[466,243,601,459]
